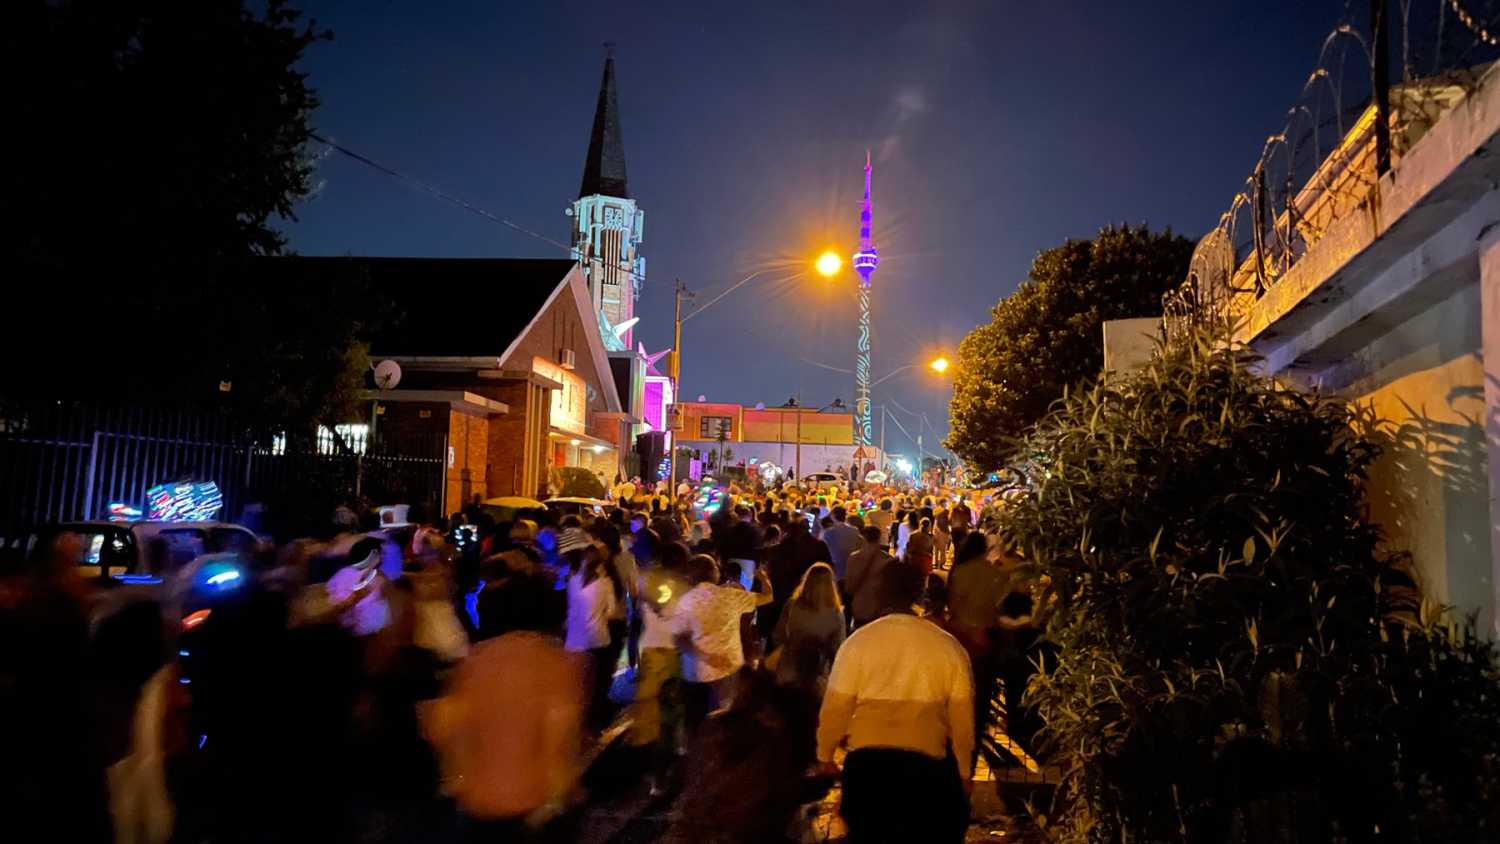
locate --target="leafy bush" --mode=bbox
[1002,330,1500,843]
[553,467,607,499]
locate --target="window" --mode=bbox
[156,529,208,569]
[317,423,368,455]
[699,416,733,439]
[210,527,257,555]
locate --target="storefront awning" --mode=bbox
[548,428,617,451]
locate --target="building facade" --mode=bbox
[1161,68,1500,634]
[672,400,884,479]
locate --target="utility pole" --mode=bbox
[669,279,688,492]
[794,396,802,481]
[879,405,886,473]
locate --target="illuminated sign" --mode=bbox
[533,356,588,435]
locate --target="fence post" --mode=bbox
[1371,0,1392,176]
[80,429,101,521]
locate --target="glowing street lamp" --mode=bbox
[815,251,843,277]
[929,356,950,374]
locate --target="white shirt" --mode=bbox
[565,570,616,652]
[671,583,759,682]
[816,614,976,778]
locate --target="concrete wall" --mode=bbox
[1323,283,1492,627]
[1102,318,1161,376]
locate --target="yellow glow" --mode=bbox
[815,251,843,277]
[929,356,951,374]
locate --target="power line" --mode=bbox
[308,131,647,285]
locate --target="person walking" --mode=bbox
[866,498,897,551]
[561,529,619,732]
[425,577,585,842]
[844,526,894,629]
[770,562,845,707]
[819,506,861,584]
[933,506,952,570]
[817,563,974,843]
[944,531,1008,742]
[629,539,689,794]
[905,517,936,577]
[672,555,773,729]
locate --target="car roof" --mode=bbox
[59,520,249,531]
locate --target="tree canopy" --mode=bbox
[945,224,1193,472]
[6,1,376,435]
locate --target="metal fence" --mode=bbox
[0,400,445,543]
[1164,0,1500,338]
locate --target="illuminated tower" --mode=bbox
[569,47,644,351]
[852,152,879,447]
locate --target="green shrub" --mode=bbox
[1002,330,1500,843]
[553,467,607,499]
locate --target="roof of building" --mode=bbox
[579,53,629,199]
[281,256,577,357]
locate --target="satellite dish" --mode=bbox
[373,359,402,390]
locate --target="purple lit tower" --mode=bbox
[852,151,879,448]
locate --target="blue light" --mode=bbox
[196,559,244,592]
[178,650,189,657]
[113,574,164,585]
[179,677,191,685]
[205,570,240,586]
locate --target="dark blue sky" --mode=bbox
[285,0,1338,458]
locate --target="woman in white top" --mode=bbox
[561,529,618,730]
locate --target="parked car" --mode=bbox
[35,520,261,581]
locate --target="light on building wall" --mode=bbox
[592,444,605,454]
[569,439,581,447]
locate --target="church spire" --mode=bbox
[579,46,629,199]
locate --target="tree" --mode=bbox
[5,1,371,435]
[1004,328,1500,842]
[945,224,1193,472]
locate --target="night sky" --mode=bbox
[284,0,1338,459]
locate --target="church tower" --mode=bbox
[569,47,644,352]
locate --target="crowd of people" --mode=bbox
[0,476,1040,844]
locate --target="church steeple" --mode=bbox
[579,47,629,199]
[570,47,644,352]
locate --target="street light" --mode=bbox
[815,251,843,277]
[929,356,950,374]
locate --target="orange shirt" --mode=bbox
[427,632,584,819]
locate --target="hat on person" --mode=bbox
[510,519,538,544]
[557,527,592,555]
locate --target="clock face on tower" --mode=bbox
[602,206,624,229]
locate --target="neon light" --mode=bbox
[107,503,143,522]
[144,481,223,522]
[182,609,212,629]
[113,574,164,585]
[852,153,878,447]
